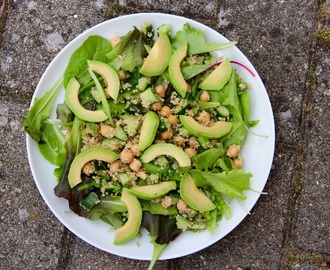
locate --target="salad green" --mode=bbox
[24,22,259,269]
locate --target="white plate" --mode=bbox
[26,13,275,260]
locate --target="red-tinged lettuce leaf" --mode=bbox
[54,117,84,214]
[23,76,63,143]
[172,23,237,55]
[141,212,182,244]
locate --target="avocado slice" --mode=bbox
[140,33,172,76]
[138,111,159,151]
[179,115,232,139]
[114,188,142,245]
[68,146,119,188]
[199,58,232,90]
[128,181,177,200]
[168,42,190,97]
[87,59,120,100]
[140,143,191,167]
[180,172,215,213]
[65,77,108,122]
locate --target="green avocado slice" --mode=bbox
[140,143,191,167]
[138,111,159,151]
[87,59,120,100]
[179,115,232,139]
[180,172,215,213]
[65,77,108,122]
[140,33,172,76]
[199,58,232,90]
[168,42,190,97]
[128,181,177,200]
[114,188,142,245]
[68,146,119,188]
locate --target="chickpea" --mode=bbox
[109,160,122,173]
[168,114,178,126]
[188,136,198,149]
[82,162,94,176]
[129,143,140,156]
[137,170,147,180]
[173,135,184,147]
[151,101,163,111]
[177,199,189,214]
[155,84,166,97]
[226,144,240,158]
[110,36,121,47]
[185,147,197,158]
[233,157,244,169]
[161,195,174,209]
[159,105,171,118]
[129,159,142,172]
[120,149,134,164]
[199,90,210,102]
[99,124,115,138]
[197,111,211,125]
[118,70,126,81]
[161,127,173,140]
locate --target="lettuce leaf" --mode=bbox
[202,170,252,200]
[107,27,148,72]
[54,117,84,213]
[38,123,66,180]
[193,147,225,171]
[23,76,63,143]
[88,196,127,229]
[172,23,237,55]
[63,35,112,88]
[140,200,178,216]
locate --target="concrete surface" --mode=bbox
[0,0,329,269]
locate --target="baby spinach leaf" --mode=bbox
[172,23,237,55]
[23,76,63,143]
[63,35,112,88]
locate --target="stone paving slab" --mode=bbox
[0,0,329,269]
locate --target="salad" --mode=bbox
[24,22,259,269]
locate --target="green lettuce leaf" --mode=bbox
[172,23,237,55]
[23,76,63,143]
[193,147,225,171]
[202,170,252,200]
[38,123,66,180]
[63,35,112,88]
[107,27,147,72]
[140,200,178,216]
[88,196,127,229]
